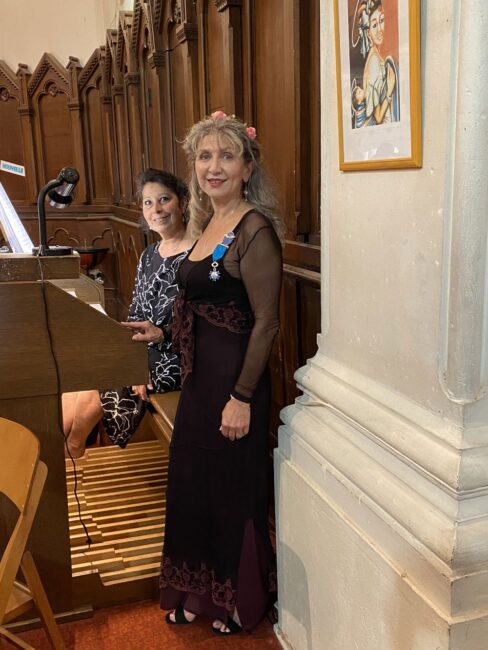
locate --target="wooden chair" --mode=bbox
[0,417,65,649]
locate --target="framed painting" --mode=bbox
[333,0,421,170]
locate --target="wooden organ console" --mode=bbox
[0,250,172,624]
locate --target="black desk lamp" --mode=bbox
[34,167,80,256]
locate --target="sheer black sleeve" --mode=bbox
[231,225,282,401]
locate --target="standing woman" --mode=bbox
[62,169,193,457]
[160,112,283,634]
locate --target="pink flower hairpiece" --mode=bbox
[246,126,257,140]
[210,111,257,140]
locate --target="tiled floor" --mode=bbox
[15,600,282,649]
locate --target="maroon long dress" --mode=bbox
[159,210,282,631]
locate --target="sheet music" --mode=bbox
[0,182,34,253]
[89,302,107,315]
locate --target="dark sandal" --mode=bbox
[165,606,194,625]
[212,617,243,635]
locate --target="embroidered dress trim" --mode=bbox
[171,292,254,383]
[160,557,236,611]
[159,556,277,612]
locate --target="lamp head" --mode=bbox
[34,166,80,256]
[47,167,79,209]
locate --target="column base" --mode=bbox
[275,452,488,650]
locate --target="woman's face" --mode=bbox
[194,134,252,204]
[368,7,385,47]
[141,182,186,238]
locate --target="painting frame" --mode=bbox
[333,0,421,171]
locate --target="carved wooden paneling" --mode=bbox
[151,1,200,175]
[108,27,132,206]
[171,46,191,177]
[216,0,244,117]
[253,0,296,238]
[130,0,164,169]
[203,2,227,113]
[52,214,141,321]
[16,64,38,203]
[144,57,166,169]
[135,2,167,171]
[139,45,151,170]
[0,0,321,443]
[250,0,320,404]
[197,0,243,117]
[17,211,143,320]
[29,55,75,193]
[86,81,111,202]
[79,49,112,204]
[104,31,118,199]
[240,0,253,122]
[297,0,320,243]
[67,56,88,204]
[111,216,144,315]
[252,0,299,409]
[0,65,26,200]
[168,13,199,177]
[38,87,75,183]
[176,1,200,131]
[113,90,132,206]
[119,10,144,203]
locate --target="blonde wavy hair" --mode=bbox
[182,114,284,243]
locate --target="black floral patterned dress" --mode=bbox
[100,243,188,447]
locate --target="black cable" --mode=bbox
[36,251,92,547]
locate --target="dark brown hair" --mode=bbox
[135,168,189,204]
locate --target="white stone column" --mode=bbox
[274,2,488,649]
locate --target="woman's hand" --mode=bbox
[220,398,251,441]
[121,320,164,343]
[132,383,152,401]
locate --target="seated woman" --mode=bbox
[62,168,194,458]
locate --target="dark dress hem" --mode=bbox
[160,519,276,632]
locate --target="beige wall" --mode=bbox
[320,1,453,416]
[276,1,488,648]
[0,0,133,70]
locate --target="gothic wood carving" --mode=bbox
[0,61,20,97]
[215,0,243,9]
[80,50,112,203]
[0,62,26,201]
[196,0,243,117]
[0,0,321,441]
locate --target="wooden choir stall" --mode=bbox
[0,250,171,626]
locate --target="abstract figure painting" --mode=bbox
[334,0,421,170]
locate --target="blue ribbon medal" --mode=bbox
[209,231,235,281]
